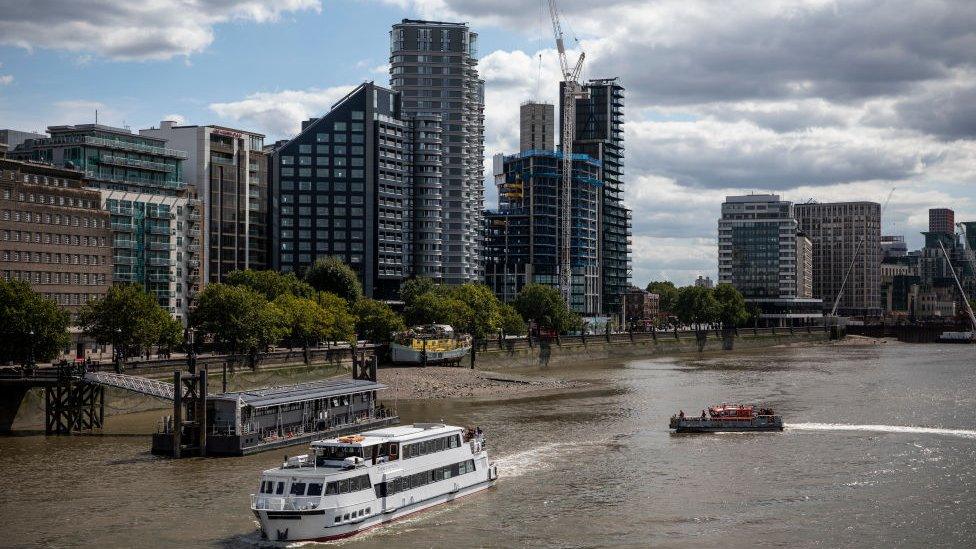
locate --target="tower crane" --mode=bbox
[548,0,589,305]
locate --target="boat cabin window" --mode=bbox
[403,434,461,459]
[260,481,274,494]
[290,482,306,496]
[315,444,365,465]
[374,459,476,498]
[323,474,372,496]
[307,483,323,496]
[275,481,285,495]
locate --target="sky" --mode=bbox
[1,0,974,287]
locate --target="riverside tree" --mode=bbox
[514,283,575,333]
[646,281,678,316]
[674,285,719,331]
[77,284,175,361]
[304,256,363,303]
[499,303,527,336]
[713,283,749,329]
[399,276,436,306]
[443,284,502,339]
[226,269,314,300]
[352,298,405,344]
[190,283,287,359]
[273,293,333,363]
[0,279,70,365]
[314,291,356,343]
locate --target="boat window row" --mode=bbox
[402,434,461,459]
[373,459,476,498]
[317,445,365,462]
[259,474,372,496]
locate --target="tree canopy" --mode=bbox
[226,269,314,300]
[646,280,679,315]
[303,256,363,303]
[514,283,575,332]
[713,283,749,328]
[399,277,436,306]
[674,285,719,329]
[0,279,70,364]
[190,283,287,354]
[77,284,176,358]
[352,298,405,344]
[314,291,356,343]
[499,303,527,336]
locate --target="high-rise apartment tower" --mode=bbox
[390,19,485,285]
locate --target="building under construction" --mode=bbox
[485,150,602,315]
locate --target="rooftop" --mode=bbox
[212,378,385,408]
[311,423,458,447]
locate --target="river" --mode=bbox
[2,341,975,548]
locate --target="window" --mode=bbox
[290,482,306,496]
[275,482,285,495]
[299,144,312,154]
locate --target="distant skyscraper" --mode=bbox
[519,102,554,152]
[561,78,631,315]
[694,275,714,289]
[794,201,882,316]
[141,121,269,283]
[390,19,485,285]
[718,195,822,324]
[928,208,955,234]
[270,82,407,299]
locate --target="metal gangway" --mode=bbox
[83,371,176,401]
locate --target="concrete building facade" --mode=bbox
[1,158,113,316]
[929,208,955,234]
[796,233,813,299]
[519,102,555,152]
[390,19,485,285]
[141,122,269,283]
[794,201,882,317]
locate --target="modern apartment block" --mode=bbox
[1,158,112,315]
[794,201,882,317]
[928,208,955,234]
[484,150,603,315]
[390,19,485,285]
[881,235,908,258]
[270,82,407,299]
[718,195,822,324]
[796,233,813,299]
[562,78,632,315]
[0,129,46,151]
[13,124,200,321]
[520,102,555,152]
[141,121,269,282]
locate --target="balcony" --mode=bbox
[111,222,135,232]
[113,239,136,248]
[148,257,173,267]
[81,135,188,159]
[99,155,176,173]
[86,171,187,192]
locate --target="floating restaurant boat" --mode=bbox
[251,423,498,543]
[669,404,783,433]
[390,324,472,365]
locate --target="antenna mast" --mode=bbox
[548,0,588,306]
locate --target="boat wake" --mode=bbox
[494,436,624,479]
[787,422,976,440]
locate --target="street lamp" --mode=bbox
[27,329,35,373]
[114,327,123,373]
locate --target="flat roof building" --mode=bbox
[929,208,955,234]
[141,121,269,283]
[520,102,555,152]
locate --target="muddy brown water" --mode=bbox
[2,342,975,548]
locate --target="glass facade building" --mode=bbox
[13,124,199,322]
[561,78,632,315]
[271,83,407,299]
[484,150,603,315]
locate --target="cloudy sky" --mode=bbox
[2,0,974,286]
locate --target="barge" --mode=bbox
[251,423,498,543]
[152,377,398,456]
[669,404,783,433]
[390,324,472,365]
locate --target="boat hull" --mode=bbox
[255,477,495,543]
[669,417,783,433]
[390,343,471,365]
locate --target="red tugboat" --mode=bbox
[669,404,783,433]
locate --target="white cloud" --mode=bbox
[161,113,187,125]
[208,86,357,138]
[0,75,12,86]
[0,0,321,61]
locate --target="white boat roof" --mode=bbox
[310,423,461,447]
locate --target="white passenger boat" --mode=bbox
[250,423,498,543]
[390,324,472,365]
